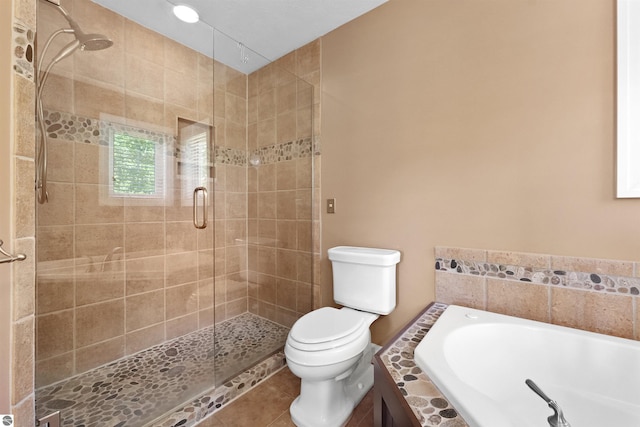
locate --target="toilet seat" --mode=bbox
[285,307,379,367]
[288,307,367,351]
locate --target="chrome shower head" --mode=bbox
[77,33,113,51]
[46,30,113,66]
[54,3,113,52]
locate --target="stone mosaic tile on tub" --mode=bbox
[435,257,640,296]
[36,312,289,427]
[377,302,468,427]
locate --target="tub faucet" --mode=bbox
[526,379,571,427]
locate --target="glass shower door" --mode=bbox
[211,28,316,386]
[34,0,217,424]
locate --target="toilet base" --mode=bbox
[289,344,381,427]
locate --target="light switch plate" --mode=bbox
[327,198,335,214]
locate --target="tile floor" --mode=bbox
[196,367,374,427]
[36,313,290,426]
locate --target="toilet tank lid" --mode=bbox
[328,246,401,266]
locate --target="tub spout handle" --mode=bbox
[526,379,571,427]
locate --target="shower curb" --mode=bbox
[148,351,286,427]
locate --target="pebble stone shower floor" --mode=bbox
[35,313,290,426]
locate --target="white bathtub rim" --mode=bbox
[414,304,640,427]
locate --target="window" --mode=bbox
[179,127,210,186]
[112,133,157,195]
[177,118,213,204]
[107,126,166,199]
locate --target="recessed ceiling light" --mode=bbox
[173,4,199,23]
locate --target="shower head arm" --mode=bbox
[53,4,86,37]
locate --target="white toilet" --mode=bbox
[285,246,401,427]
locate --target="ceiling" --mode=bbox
[92,0,388,74]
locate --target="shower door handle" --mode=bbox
[193,187,208,229]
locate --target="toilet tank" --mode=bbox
[328,246,401,315]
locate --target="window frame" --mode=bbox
[617,0,640,197]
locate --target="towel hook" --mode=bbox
[0,239,27,264]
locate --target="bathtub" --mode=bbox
[414,305,640,427]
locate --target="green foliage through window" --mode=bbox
[112,133,157,196]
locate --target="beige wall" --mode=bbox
[320,0,638,344]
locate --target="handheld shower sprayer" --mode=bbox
[53,3,114,52]
[37,2,113,78]
[35,0,113,204]
[50,38,80,64]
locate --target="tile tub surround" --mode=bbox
[36,312,288,427]
[375,302,467,427]
[435,247,640,340]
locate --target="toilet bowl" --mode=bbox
[285,246,401,427]
[285,307,379,427]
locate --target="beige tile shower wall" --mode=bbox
[295,40,321,311]
[246,41,320,327]
[35,0,215,388]
[6,0,37,421]
[435,247,640,341]
[213,63,249,323]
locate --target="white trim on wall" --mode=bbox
[617,0,640,197]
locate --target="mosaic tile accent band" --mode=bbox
[248,137,316,165]
[36,313,289,427]
[435,257,640,296]
[42,109,318,168]
[12,19,34,81]
[377,303,468,427]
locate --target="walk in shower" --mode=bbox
[34,0,316,425]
